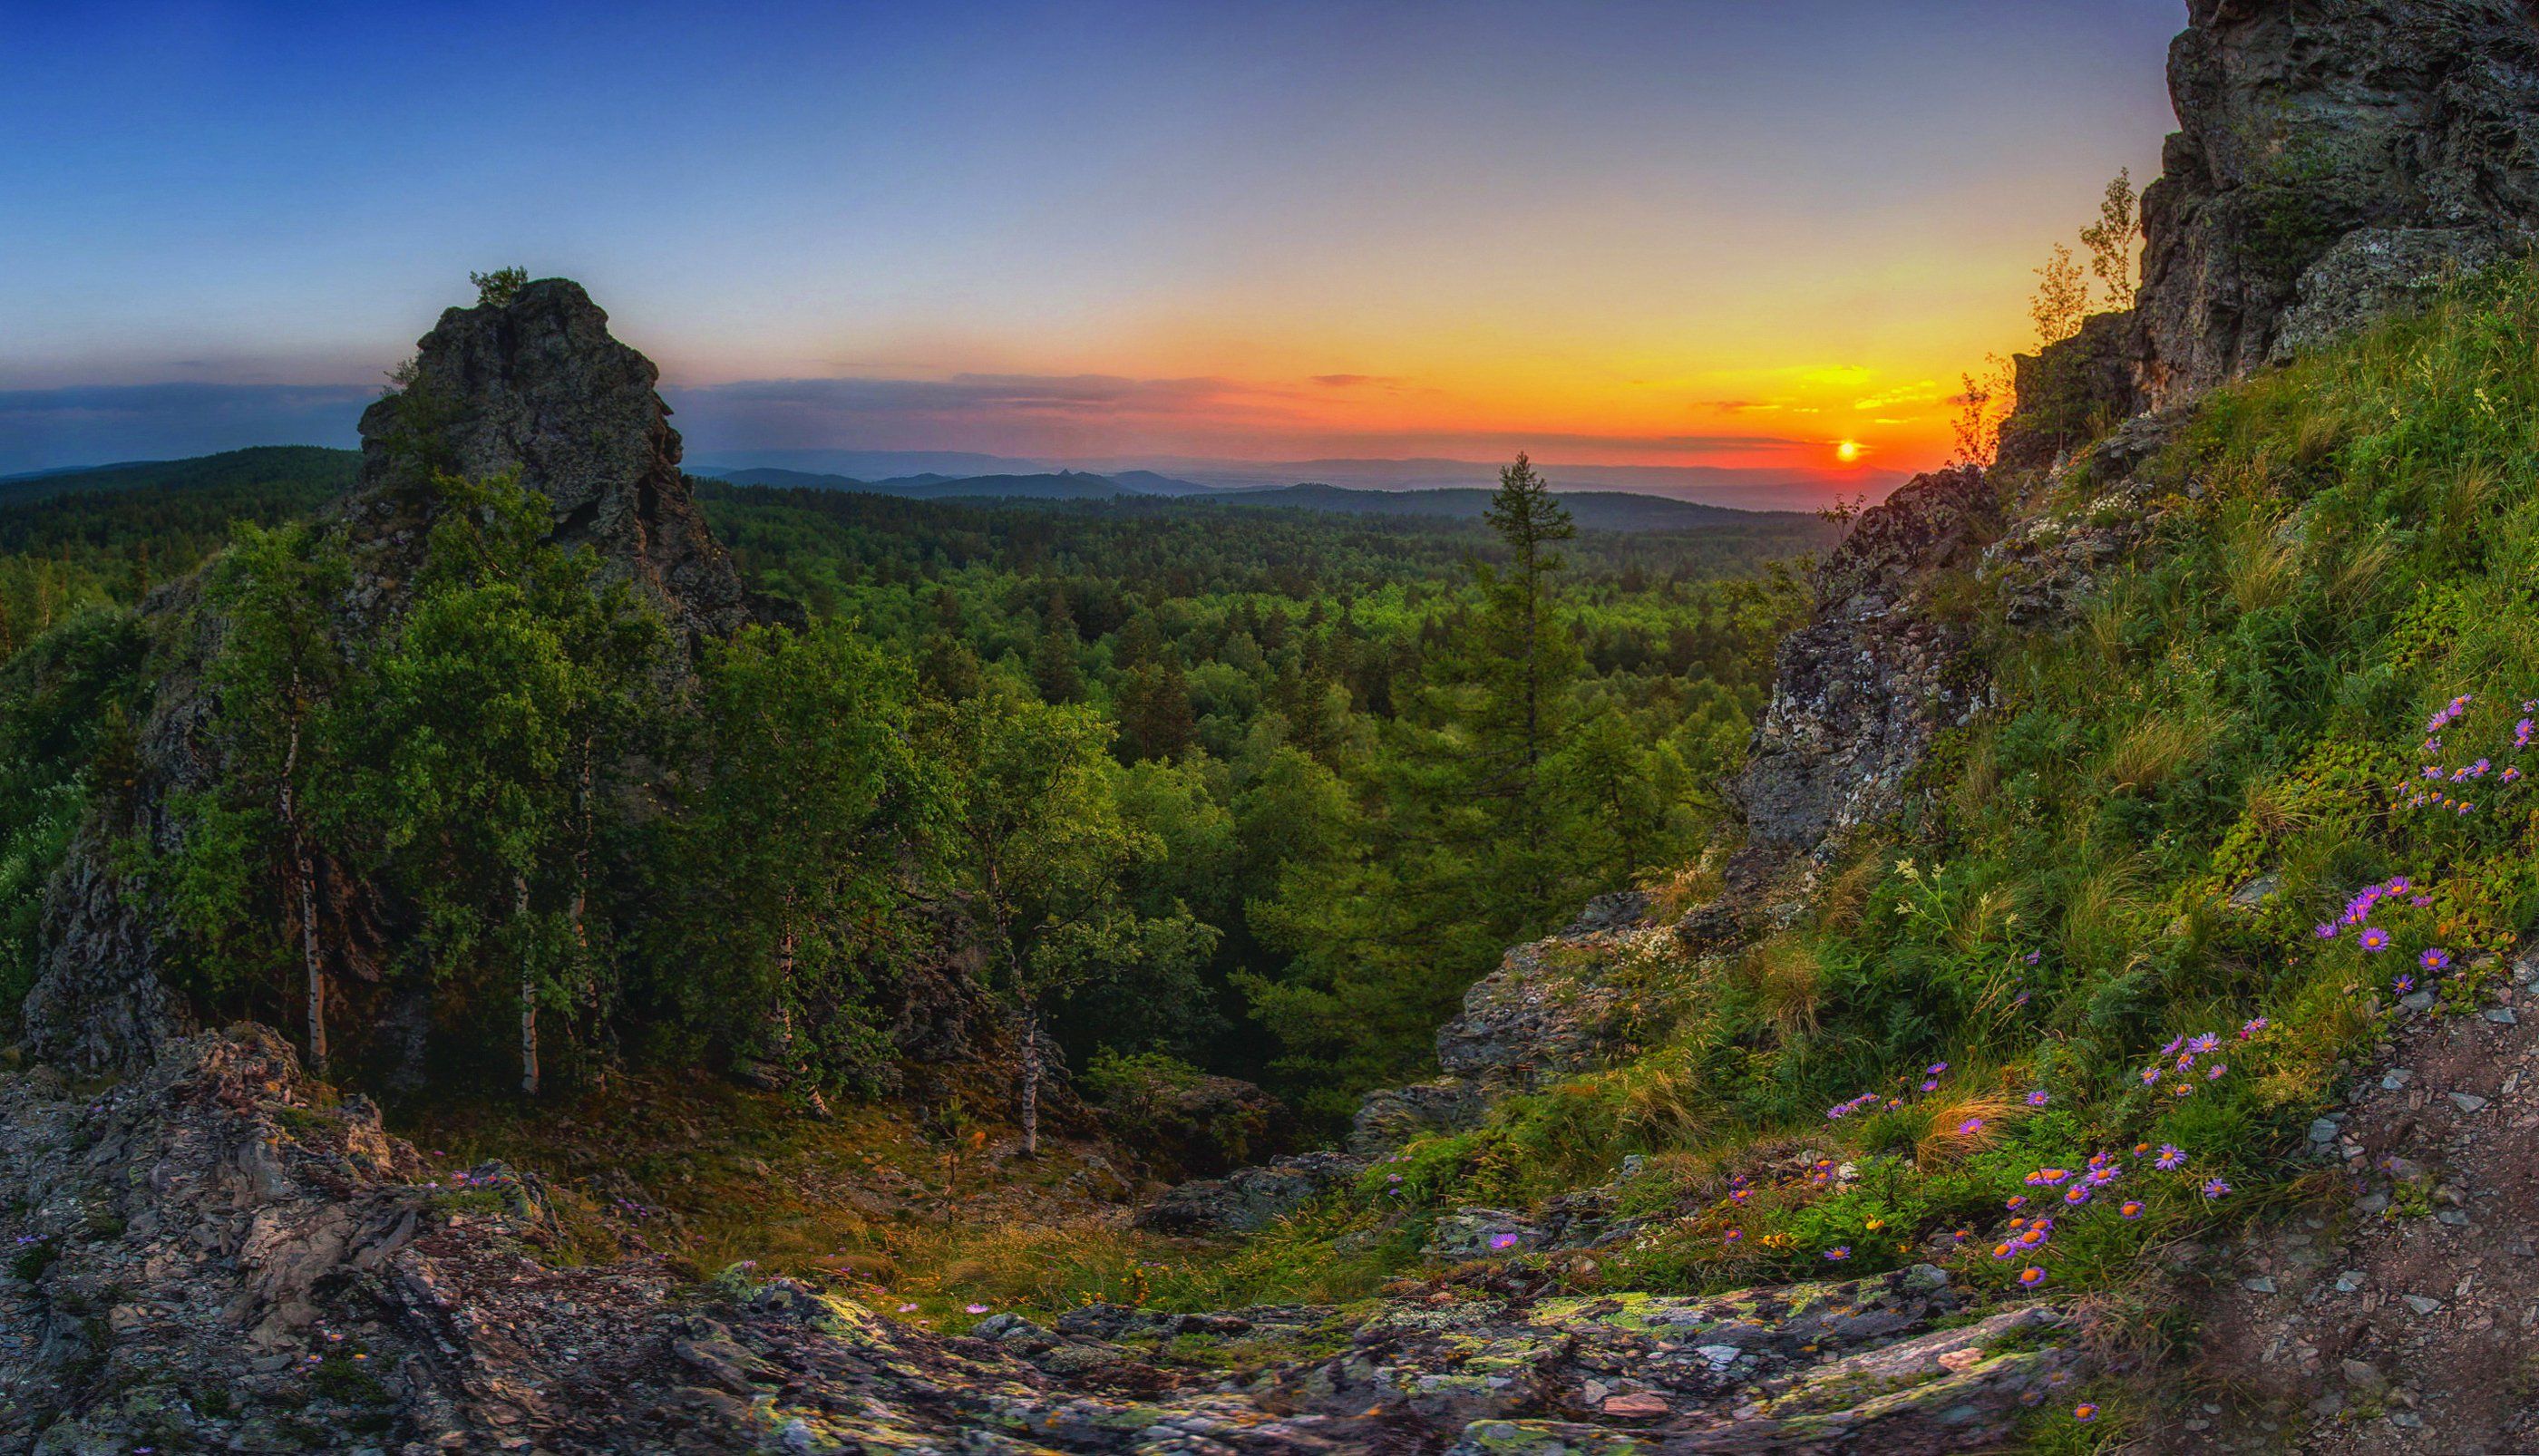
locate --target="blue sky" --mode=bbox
[0,1,2185,480]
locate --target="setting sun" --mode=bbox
[1835,440,1864,463]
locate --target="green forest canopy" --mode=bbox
[0,448,1825,1126]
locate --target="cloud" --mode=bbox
[666,372,1843,464]
[666,372,1299,451]
[0,383,373,475]
[1308,374,1403,388]
[1699,398,1783,413]
[0,370,1843,479]
[1850,381,1945,411]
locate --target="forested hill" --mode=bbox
[0,445,357,511]
[696,479,1834,622]
[0,407,1829,1116]
[1210,482,1801,530]
[695,464,1834,528]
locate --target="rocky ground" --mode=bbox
[2153,951,2539,1453]
[0,1026,2088,1455]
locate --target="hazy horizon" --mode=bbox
[3,1,2182,492]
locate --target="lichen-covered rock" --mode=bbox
[0,1027,2091,1453]
[2136,0,2539,408]
[2268,224,2520,363]
[1734,467,1999,866]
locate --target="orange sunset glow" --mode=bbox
[5,3,2182,506]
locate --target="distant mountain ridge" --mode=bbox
[701,466,1216,500]
[705,470,1807,530]
[0,445,360,510]
[11,449,1817,531]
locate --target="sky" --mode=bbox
[0,1,2186,495]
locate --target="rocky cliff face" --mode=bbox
[1731,467,1999,874]
[20,280,763,1073]
[2135,0,2539,407]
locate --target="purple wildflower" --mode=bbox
[2359,927,2391,952]
[2025,1090,2049,1107]
[2155,1144,2185,1170]
[2421,947,2451,972]
[2201,1178,2232,1199]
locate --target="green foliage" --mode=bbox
[653,620,930,1092]
[928,684,1216,1147]
[0,429,1806,1122]
[0,607,149,1016]
[160,521,353,1024]
[1187,261,2539,1312]
[470,267,530,307]
[326,472,665,1090]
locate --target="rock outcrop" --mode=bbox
[1140,893,1672,1236]
[353,278,756,645]
[0,1026,2083,1454]
[1992,311,2143,480]
[2135,0,2539,408]
[1731,467,1999,872]
[21,280,764,1073]
[1085,1063,1301,1181]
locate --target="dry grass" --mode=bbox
[1949,736,1999,829]
[1737,936,1823,1043]
[1640,849,1725,921]
[2223,509,2299,616]
[2103,707,2217,792]
[1945,884,2018,957]
[1910,1088,2021,1173]
[2083,584,2137,671]
[2060,859,2149,960]
[2237,775,2311,842]
[2437,461,2500,541]
[1812,840,1891,933]
[2323,525,2393,609]
[1609,1061,1710,1148]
